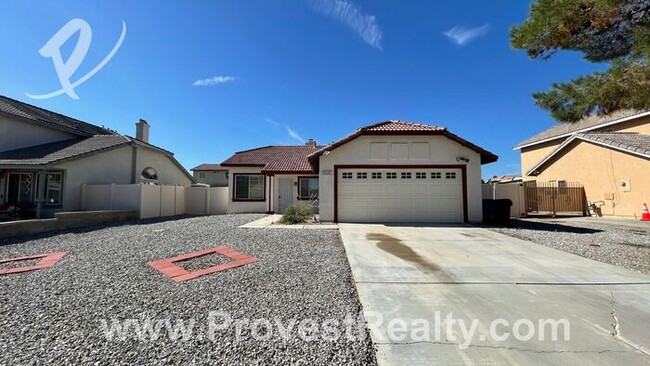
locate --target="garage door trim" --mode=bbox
[333,164,468,223]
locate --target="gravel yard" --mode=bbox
[487,218,650,275]
[0,214,376,365]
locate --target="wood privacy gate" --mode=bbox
[524,181,587,216]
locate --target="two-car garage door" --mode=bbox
[337,168,464,223]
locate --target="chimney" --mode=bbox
[305,138,317,147]
[136,119,149,143]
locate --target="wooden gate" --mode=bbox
[524,181,587,216]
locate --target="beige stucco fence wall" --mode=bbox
[482,182,526,218]
[81,184,228,219]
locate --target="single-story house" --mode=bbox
[0,95,193,218]
[221,121,497,223]
[191,164,229,187]
[514,110,650,218]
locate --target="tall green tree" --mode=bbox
[511,0,650,122]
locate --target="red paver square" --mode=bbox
[148,246,257,282]
[0,252,67,275]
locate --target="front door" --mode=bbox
[278,178,294,213]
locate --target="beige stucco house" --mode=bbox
[514,110,650,218]
[191,164,229,187]
[221,121,497,223]
[0,95,193,218]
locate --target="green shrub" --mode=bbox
[279,203,314,224]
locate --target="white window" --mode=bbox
[401,172,412,179]
[371,172,382,179]
[199,172,206,179]
[357,172,368,179]
[234,174,264,200]
[386,172,397,179]
[415,172,426,179]
[342,172,353,179]
[45,172,63,206]
[445,172,457,179]
[431,172,442,179]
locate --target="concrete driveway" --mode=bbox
[339,223,650,365]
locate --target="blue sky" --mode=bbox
[0,0,603,178]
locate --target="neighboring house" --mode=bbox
[487,175,522,184]
[0,95,193,218]
[514,110,650,218]
[191,164,229,187]
[221,121,497,223]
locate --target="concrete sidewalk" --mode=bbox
[239,214,338,229]
[339,223,650,365]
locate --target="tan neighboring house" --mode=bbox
[0,95,193,218]
[221,121,497,223]
[191,164,229,187]
[514,110,650,218]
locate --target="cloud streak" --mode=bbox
[193,76,236,86]
[266,116,305,143]
[311,0,383,49]
[443,24,490,45]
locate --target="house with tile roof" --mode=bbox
[221,121,497,223]
[190,164,229,187]
[0,95,193,218]
[514,110,650,218]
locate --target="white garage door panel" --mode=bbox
[338,168,463,223]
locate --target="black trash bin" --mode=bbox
[492,199,513,225]
[482,199,495,224]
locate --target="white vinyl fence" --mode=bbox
[482,182,526,218]
[81,184,228,219]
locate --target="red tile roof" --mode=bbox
[362,120,446,132]
[221,145,322,174]
[308,120,498,164]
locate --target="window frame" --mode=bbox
[401,172,412,179]
[386,172,397,179]
[44,171,64,207]
[445,172,457,179]
[431,172,442,179]
[232,174,266,202]
[371,172,382,179]
[297,176,319,200]
[342,172,353,179]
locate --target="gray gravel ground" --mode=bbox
[487,218,650,275]
[0,214,377,365]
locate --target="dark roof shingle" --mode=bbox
[221,145,322,173]
[514,110,650,149]
[0,95,115,137]
[0,136,129,166]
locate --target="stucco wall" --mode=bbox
[227,167,268,213]
[533,140,650,217]
[135,146,192,186]
[54,146,133,212]
[317,135,484,223]
[0,116,74,152]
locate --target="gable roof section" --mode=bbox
[514,110,650,150]
[0,95,115,137]
[191,164,227,171]
[0,135,130,166]
[307,120,498,165]
[526,132,650,176]
[221,145,322,174]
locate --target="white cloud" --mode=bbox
[443,24,490,45]
[285,126,305,143]
[193,76,236,86]
[266,116,305,143]
[311,0,383,50]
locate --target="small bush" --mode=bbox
[279,203,314,224]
